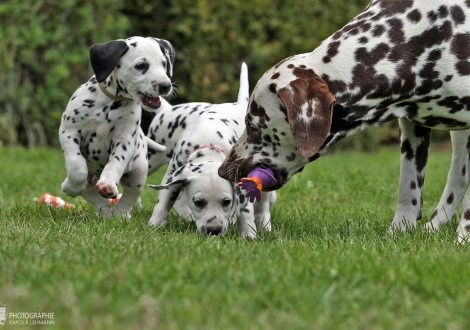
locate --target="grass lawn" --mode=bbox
[1,145,470,329]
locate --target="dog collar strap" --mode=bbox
[98,83,132,102]
[193,145,226,156]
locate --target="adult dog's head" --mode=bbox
[218,56,336,190]
[89,36,175,112]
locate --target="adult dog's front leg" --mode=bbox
[390,118,431,231]
[59,130,88,197]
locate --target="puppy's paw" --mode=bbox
[239,226,257,239]
[96,180,119,199]
[61,176,86,197]
[98,205,131,219]
[148,213,167,227]
[134,197,143,211]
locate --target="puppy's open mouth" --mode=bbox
[137,92,161,109]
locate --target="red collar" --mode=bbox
[192,145,226,156]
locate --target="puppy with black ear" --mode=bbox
[59,36,175,217]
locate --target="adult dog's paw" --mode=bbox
[61,176,86,197]
[96,180,119,199]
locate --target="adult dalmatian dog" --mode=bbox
[59,36,174,217]
[146,63,276,237]
[218,0,470,241]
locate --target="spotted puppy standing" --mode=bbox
[219,0,470,241]
[59,36,174,217]
[147,63,276,237]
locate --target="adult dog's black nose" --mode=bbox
[158,82,172,95]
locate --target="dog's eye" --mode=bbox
[162,61,167,69]
[193,198,207,208]
[134,63,149,71]
[221,198,232,207]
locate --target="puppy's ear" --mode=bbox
[277,71,335,158]
[153,38,175,77]
[148,178,187,190]
[148,164,193,190]
[89,40,129,82]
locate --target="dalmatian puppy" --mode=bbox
[218,0,470,242]
[146,63,276,237]
[59,36,175,217]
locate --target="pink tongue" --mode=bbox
[147,96,161,107]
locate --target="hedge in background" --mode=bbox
[122,0,408,149]
[123,0,449,150]
[0,0,448,148]
[0,0,129,146]
[123,0,370,104]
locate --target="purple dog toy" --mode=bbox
[238,165,277,202]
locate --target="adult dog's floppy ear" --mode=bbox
[89,40,129,82]
[153,38,175,78]
[277,71,335,158]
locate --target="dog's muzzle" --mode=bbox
[200,225,226,236]
[138,82,172,109]
[138,92,162,109]
[157,82,172,95]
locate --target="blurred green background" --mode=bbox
[0,0,448,148]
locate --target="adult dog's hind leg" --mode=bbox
[426,130,470,231]
[456,178,470,243]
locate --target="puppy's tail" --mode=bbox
[236,62,249,106]
[146,137,167,151]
